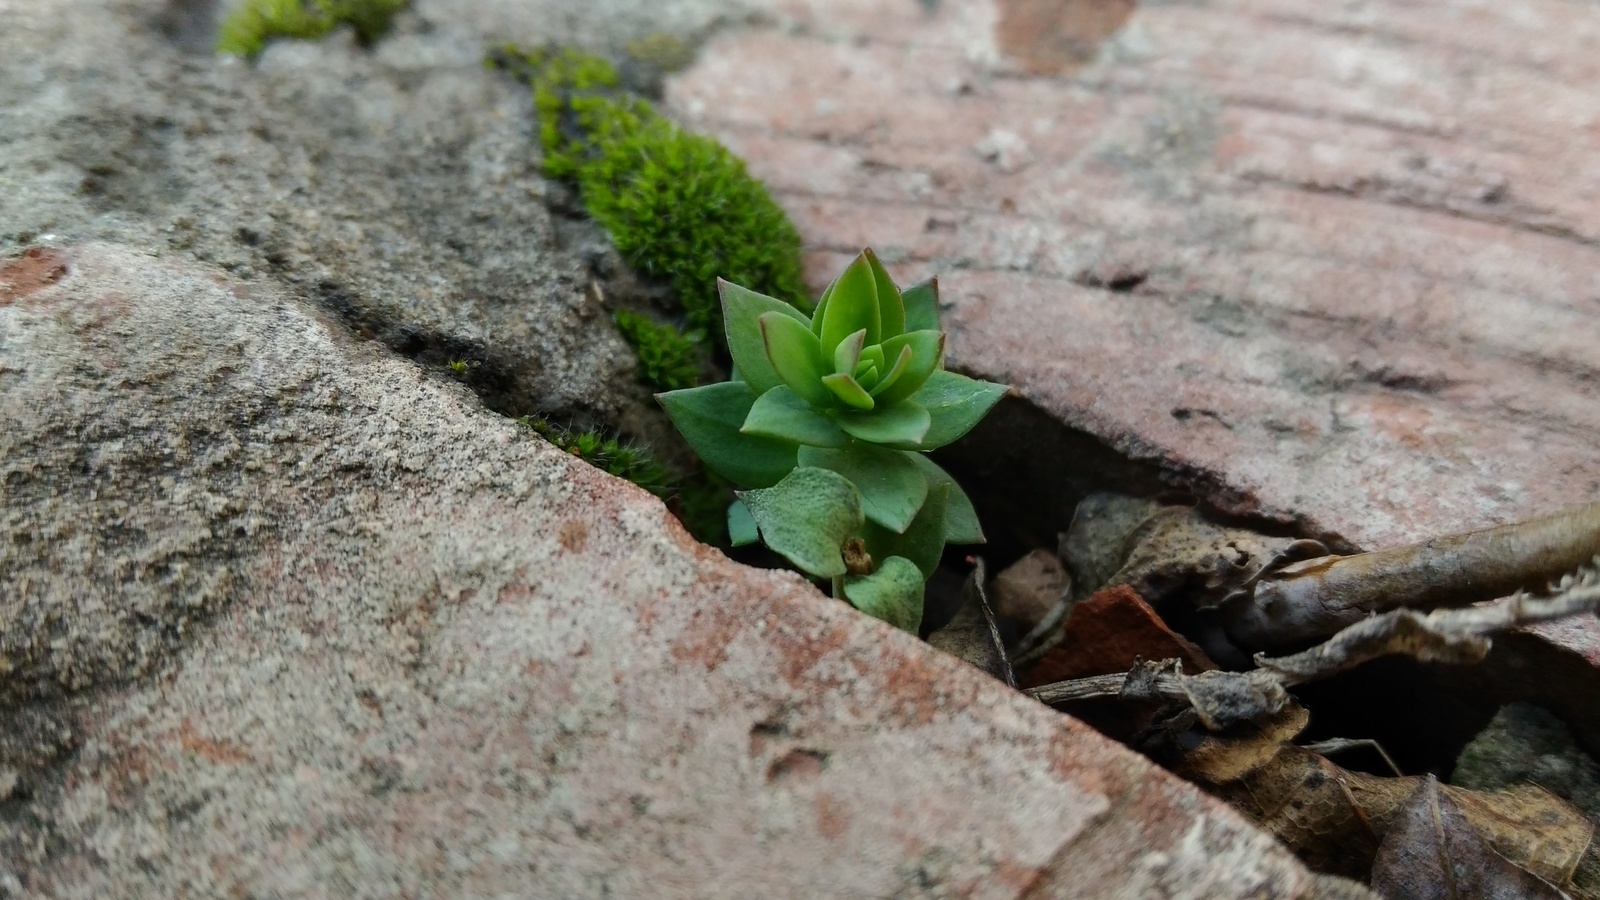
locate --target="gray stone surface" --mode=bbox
[0,2,1359,896]
[0,242,1354,898]
[1,0,650,428]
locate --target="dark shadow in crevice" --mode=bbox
[930,392,1600,776]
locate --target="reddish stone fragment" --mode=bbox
[1022,584,1216,690]
[0,247,68,305]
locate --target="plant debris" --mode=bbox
[961,492,1600,897]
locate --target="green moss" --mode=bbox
[217,0,408,58]
[489,46,808,550]
[518,417,670,496]
[614,310,702,391]
[492,45,807,336]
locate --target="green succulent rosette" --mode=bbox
[657,249,1008,631]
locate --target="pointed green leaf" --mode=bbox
[869,344,914,398]
[857,344,886,376]
[817,251,880,354]
[843,556,925,632]
[657,382,799,487]
[721,279,810,396]
[901,277,940,332]
[833,328,867,376]
[727,499,759,546]
[760,312,834,408]
[810,274,839,339]
[738,467,864,579]
[822,372,875,411]
[854,364,880,391]
[863,248,905,338]
[909,454,983,544]
[798,444,928,534]
[863,482,949,578]
[911,370,1009,450]
[742,385,849,448]
[870,330,943,406]
[836,400,931,447]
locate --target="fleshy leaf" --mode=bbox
[870,330,944,406]
[863,248,905,338]
[836,400,931,447]
[822,372,875,411]
[738,467,864,579]
[760,312,834,408]
[909,454,983,543]
[741,385,849,448]
[869,344,914,398]
[798,444,928,534]
[721,279,810,396]
[833,328,867,376]
[809,273,839,338]
[817,251,880,354]
[862,482,949,578]
[910,370,1009,450]
[727,499,759,547]
[842,556,925,632]
[901,277,940,332]
[657,382,799,487]
[858,344,886,375]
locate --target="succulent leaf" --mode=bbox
[737,467,864,579]
[837,400,931,446]
[862,248,905,338]
[908,370,1009,450]
[869,344,914,398]
[908,454,983,544]
[741,385,850,447]
[861,481,949,577]
[657,381,799,486]
[760,312,834,408]
[842,556,925,632]
[797,443,928,534]
[817,251,881,353]
[901,278,940,333]
[727,499,759,546]
[870,330,944,406]
[822,372,875,411]
[721,279,810,395]
[833,328,867,376]
[857,344,886,376]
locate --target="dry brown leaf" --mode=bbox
[990,548,1069,630]
[1371,775,1572,899]
[1175,700,1310,784]
[1204,744,1595,892]
[928,559,1015,687]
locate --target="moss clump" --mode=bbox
[518,416,729,543]
[493,46,808,337]
[217,0,407,58]
[613,310,702,391]
[519,418,670,496]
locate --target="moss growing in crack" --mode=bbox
[517,416,730,544]
[491,45,807,337]
[519,417,670,496]
[613,310,702,391]
[217,0,408,58]
[488,45,809,549]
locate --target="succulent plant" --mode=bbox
[658,249,1008,632]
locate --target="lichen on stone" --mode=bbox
[217,0,408,58]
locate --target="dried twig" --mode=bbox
[1224,500,1600,649]
[1027,558,1600,731]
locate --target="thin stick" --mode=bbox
[1226,500,1600,648]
